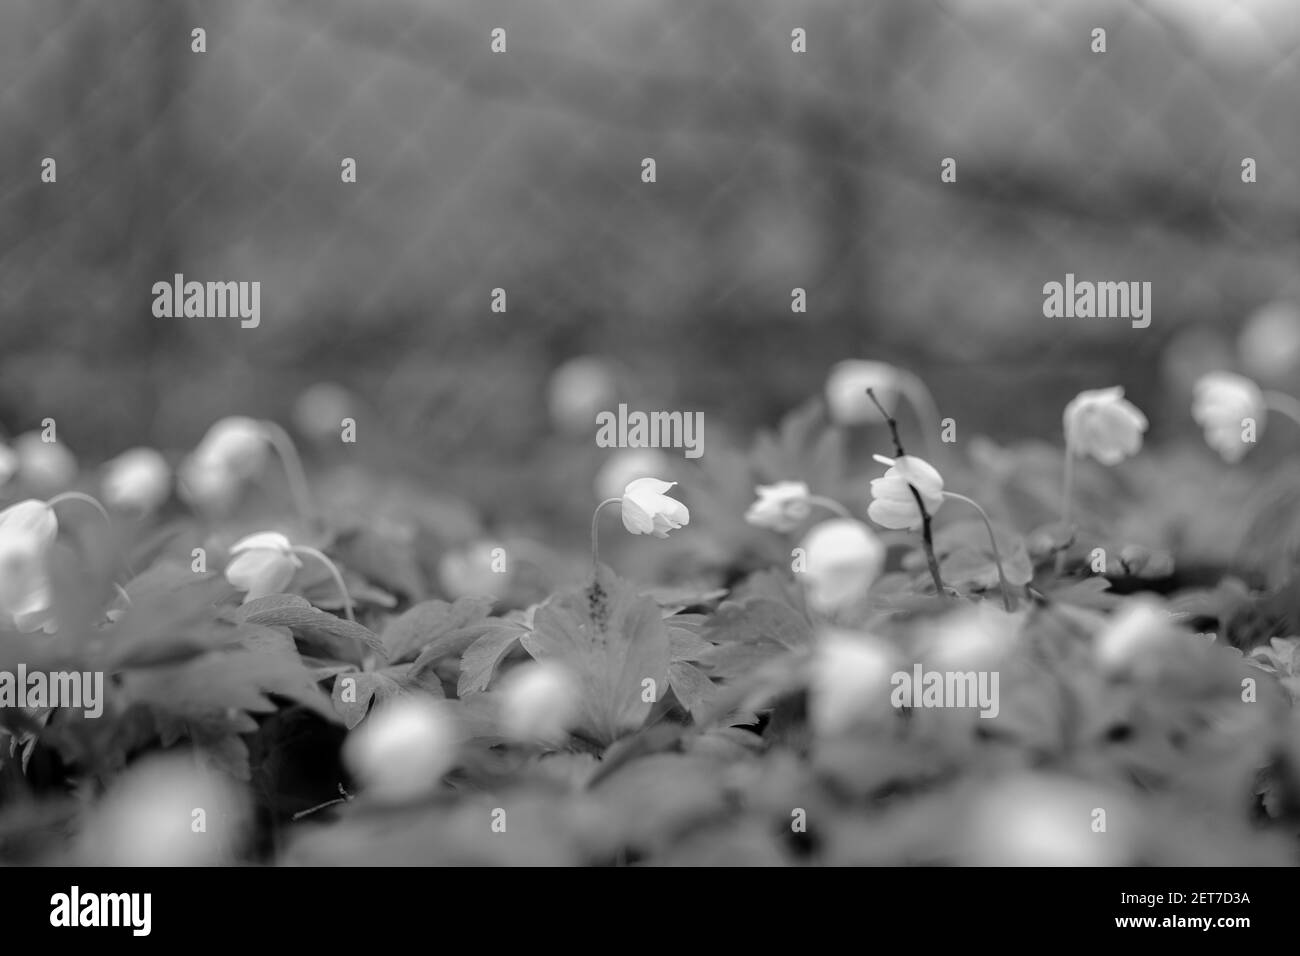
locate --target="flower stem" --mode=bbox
[590,498,622,572]
[45,491,112,529]
[943,492,1012,611]
[805,495,853,520]
[259,420,315,523]
[1263,391,1300,430]
[292,545,355,622]
[866,388,946,598]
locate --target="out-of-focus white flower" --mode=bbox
[798,519,886,615]
[292,382,355,441]
[1239,300,1300,382]
[825,360,903,424]
[620,478,689,538]
[1191,371,1265,463]
[1063,387,1148,465]
[924,603,1021,670]
[810,630,897,735]
[177,416,269,513]
[548,356,618,435]
[1094,599,1176,672]
[13,432,77,492]
[342,696,458,803]
[744,481,812,532]
[224,532,301,602]
[78,754,250,865]
[595,447,672,501]
[964,773,1133,866]
[0,442,17,487]
[0,499,59,634]
[867,454,945,531]
[498,660,580,744]
[102,447,172,513]
[438,541,509,599]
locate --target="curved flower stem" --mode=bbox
[291,546,355,622]
[259,420,315,523]
[943,492,1011,611]
[866,388,946,598]
[45,491,112,529]
[590,498,623,572]
[44,491,139,578]
[1263,391,1300,430]
[805,495,853,520]
[899,369,944,464]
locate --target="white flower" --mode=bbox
[498,661,580,744]
[867,454,945,531]
[438,541,509,599]
[0,499,59,633]
[924,603,1020,670]
[224,532,302,602]
[620,477,689,538]
[13,432,77,492]
[825,360,903,425]
[79,754,249,865]
[965,774,1132,866]
[342,697,458,803]
[178,417,269,512]
[798,519,886,614]
[810,630,896,735]
[548,356,617,435]
[744,481,812,532]
[595,447,672,501]
[1191,371,1264,463]
[102,447,172,513]
[1063,387,1148,465]
[292,382,354,441]
[1239,300,1300,381]
[1094,599,1175,672]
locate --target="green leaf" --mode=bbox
[668,661,719,722]
[645,585,728,616]
[104,570,237,669]
[119,624,340,779]
[383,596,494,664]
[702,597,813,650]
[521,566,670,746]
[331,666,445,729]
[668,625,712,663]
[457,622,529,697]
[239,596,387,661]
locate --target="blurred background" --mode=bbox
[1,0,1298,525]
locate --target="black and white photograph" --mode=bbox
[0,0,1297,930]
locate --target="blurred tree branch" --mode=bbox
[276,0,1300,245]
